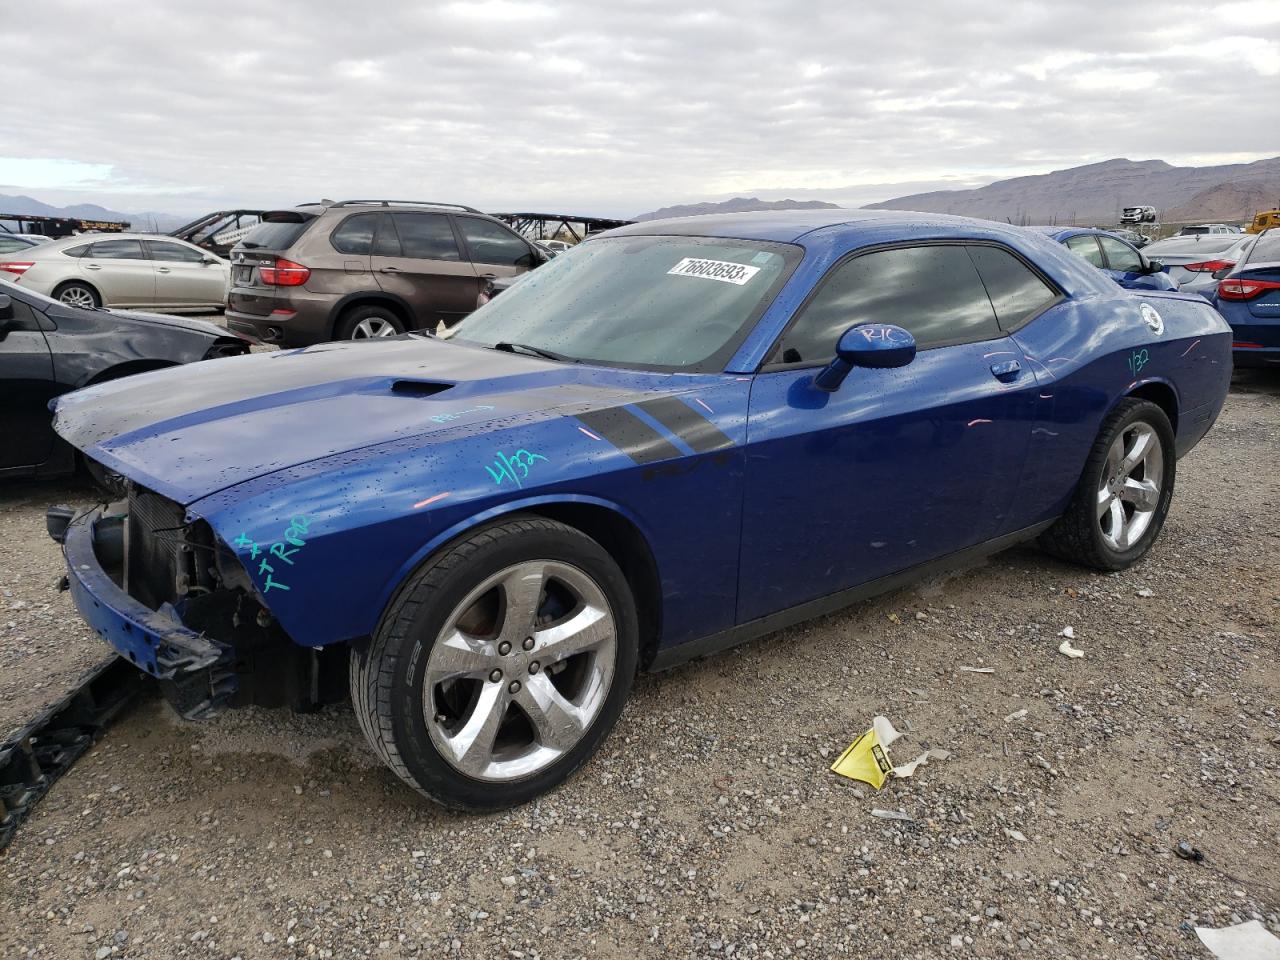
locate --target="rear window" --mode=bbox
[1244,231,1280,265]
[239,214,315,251]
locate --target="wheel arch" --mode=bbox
[375,494,664,668]
[82,358,178,388]
[327,291,415,339]
[1123,377,1179,435]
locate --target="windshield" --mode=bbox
[450,235,800,371]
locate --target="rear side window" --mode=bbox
[456,217,532,266]
[774,244,1001,363]
[87,239,146,260]
[1064,234,1104,268]
[61,243,92,258]
[147,241,206,263]
[240,215,314,251]
[967,245,1058,330]
[330,213,379,255]
[1098,236,1142,273]
[392,213,460,261]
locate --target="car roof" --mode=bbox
[1025,225,1125,242]
[607,208,1055,244]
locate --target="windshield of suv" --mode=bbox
[450,235,800,371]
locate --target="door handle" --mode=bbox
[379,266,401,274]
[85,263,101,270]
[156,267,171,273]
[479,272,497,279]
[990,359,1021,382]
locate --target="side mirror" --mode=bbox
[0,293,13,321]
[813,323,916,392]
[1145,258,1165,274]
[201,256,219,265]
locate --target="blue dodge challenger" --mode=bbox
[48,210,1231,809]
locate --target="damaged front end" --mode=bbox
[51,484,347,720]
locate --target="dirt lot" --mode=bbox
[2,372,1277,960]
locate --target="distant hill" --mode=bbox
[634,196,839,221]
[864,157,1280,224]
[0,193,191,232]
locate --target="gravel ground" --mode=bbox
[1,371,1277,960]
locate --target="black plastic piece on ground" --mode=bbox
[45,505,76,544]
[0,656,152,852]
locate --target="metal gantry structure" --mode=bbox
[490,212,634,244]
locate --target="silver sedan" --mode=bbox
[0,233,229,311]
[1141,233,1257,299]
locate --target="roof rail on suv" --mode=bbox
[298,200,483,214]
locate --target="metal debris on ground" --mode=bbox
[959,666,995,674]
[1194,920,1280,960]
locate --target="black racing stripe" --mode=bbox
[578,407,682,465]
[635,397,733,453]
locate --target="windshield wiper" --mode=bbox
[493,341,575,362]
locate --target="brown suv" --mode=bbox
[225,201,546,345]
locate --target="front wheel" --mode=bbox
[337,305,405,340]
[350,516,638,810]
[1039,398,1176,571]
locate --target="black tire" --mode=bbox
[52,281,101,309]
[1038,398,1176,571]
[350,515,639,811]
[335,304,405,340]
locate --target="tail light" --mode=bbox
[1218,278,1280,301]
[0,261,34,276]
[1181,259,1234,273]
[259,259,310,286]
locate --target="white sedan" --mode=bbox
[0,233,229,312]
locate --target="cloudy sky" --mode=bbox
[3,0,1277,219]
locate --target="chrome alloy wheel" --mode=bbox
[58,286,97,309]
[351,317,399,338]
[1097,422,1163,551]
[423,560,617,782]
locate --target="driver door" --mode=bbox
[737,243,1042,623]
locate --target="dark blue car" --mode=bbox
[49,210,1231,809]
[1212,227,1280,367]
[1030,226,1178,292]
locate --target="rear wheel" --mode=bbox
[336,305,404,340]
[53,281,100,309]
[350,516,638,810]
[1039,398,1176,570]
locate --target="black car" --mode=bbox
[0,279,252,481]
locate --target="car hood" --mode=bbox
[51,336,662,505]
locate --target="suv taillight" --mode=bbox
[0,261,34,276]
[259,259,310,286]
[1218,278,1280,301]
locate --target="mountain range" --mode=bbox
[0,193,188,232]
[634,196,838,221]
[863,157,1280,224]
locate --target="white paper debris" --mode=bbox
[1002,828,1029,842]
[1058,626,1075,639]
[870,809,914,821]
[1195,920,1280,960]
[1058,639,1085,659]
[891,748,951,778]
[1136,587,1154,598]
[871,715,902,749]
[1004,709,1028,722]
[959,666,995,674]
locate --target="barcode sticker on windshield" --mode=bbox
[667,258,761,285]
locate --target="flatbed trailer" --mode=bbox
[0,212,130,238]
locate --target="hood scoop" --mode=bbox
[390,379,453,398]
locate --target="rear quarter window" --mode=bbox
[1245,232,1280,264]
[967,245,1059,330]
